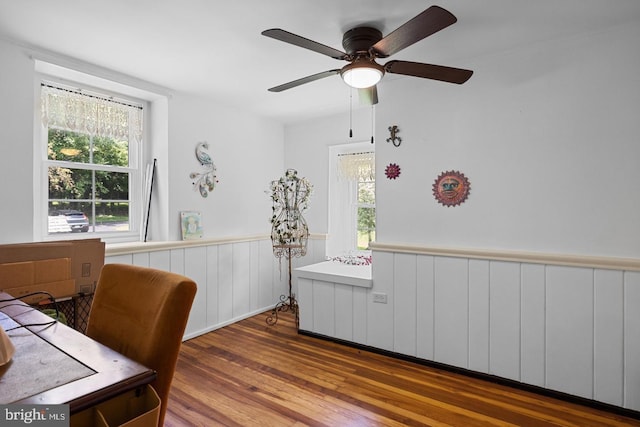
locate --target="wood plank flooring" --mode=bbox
[164,311,639,426]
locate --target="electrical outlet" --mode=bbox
[372,292,388,304]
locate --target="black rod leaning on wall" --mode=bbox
[143,158,157,243]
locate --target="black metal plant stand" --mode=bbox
[266,247,299,327]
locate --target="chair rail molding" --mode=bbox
[369,242,640,271]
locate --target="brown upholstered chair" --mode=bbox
[86,263,197,427]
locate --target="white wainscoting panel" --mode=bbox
[594,269,624,406]
[335,284,354,341]
[489,261,521,381]
[312,279,335,337]
[205,245,219,329]
[352,286,368,345]
[105,235,326,340]
[184,246,207,335]
[297,245,640,412]
[297,277,313,331]
[416,256,435,361]
[468,259,489,374]
[394,253,417,356]
[520,263,546,388]
[368,250,395,351]
[433,256,469,369]
[624,271,640,410]
[545,266,594,399]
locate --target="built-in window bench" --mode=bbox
[295,260,372,288]
[295,260,372,341]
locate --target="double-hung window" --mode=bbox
[327,142,375,256]
[39,82,144,240]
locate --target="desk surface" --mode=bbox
[0,293,155,413]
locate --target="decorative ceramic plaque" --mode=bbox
[432,170,470,207]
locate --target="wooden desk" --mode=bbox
[0,292,156,413]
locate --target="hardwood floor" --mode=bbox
[164,311,639,426]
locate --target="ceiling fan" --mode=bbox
[262,5,473,105]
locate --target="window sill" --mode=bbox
[294,260,372,288]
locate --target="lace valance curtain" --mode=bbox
[337,151,375,181]
[40,84,143,142]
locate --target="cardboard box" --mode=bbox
[3,279,76,304]
[35,258,71,283]
[66,239,105,294]
[0,239,104,299]
[0,261,35,287]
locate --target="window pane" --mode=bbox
[96,202,130,232]
[93,135,129,166]
[48,129,90,162]
[47,129,129,167]
[48,167,92,199]
[358,181,375,204]
[357,206,376,250]
[95,171,129,200]
[48,201,90,234]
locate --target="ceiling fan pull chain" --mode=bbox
[349,87,353,138]
[370,104,374,144]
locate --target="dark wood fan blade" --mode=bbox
[372,6,457,58]
[262,29,347,60]
[358,86,378,105]
[385,60,473,84]
[268,69,341,92]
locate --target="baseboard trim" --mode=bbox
[298,329,640,421]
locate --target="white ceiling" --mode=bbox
[0,0,639,125]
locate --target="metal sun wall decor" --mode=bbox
[266,169,313,326]
[190,141,218,197]
[433,170,471,207]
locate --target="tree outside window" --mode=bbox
[357,179,375,250]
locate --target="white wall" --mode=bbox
[167,94,284,240]
[0,37,285,245]
[286,22,640,259]
[0,39,36,243]
[375,22,640,259]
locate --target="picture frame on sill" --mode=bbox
[181,211,203,240]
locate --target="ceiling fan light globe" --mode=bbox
[341,62,384,89]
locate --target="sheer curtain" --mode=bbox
[40,83,143,142]
[327,143,374,257]
[337,151,375,181]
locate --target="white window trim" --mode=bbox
[33,61,158,244]
[327,141,375,257]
